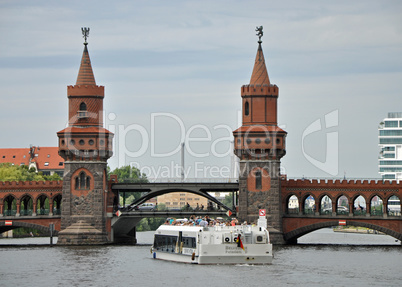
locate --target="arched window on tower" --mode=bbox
[74,171,91,190]
[86,176,90,189]
[255,170,262,189]
[245,101,249,116]
[75,177,79,189]
[78,102,88,118]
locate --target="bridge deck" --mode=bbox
[111,182,239,192]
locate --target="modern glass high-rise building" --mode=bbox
[378,112,402,180]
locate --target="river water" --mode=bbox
[0,229,401,287]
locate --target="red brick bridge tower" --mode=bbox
[233,27,287,244]
[57,28,114,244]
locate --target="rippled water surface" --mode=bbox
[1,229,401,287]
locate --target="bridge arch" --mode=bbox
[302,194,316,215]
[124,188,233,212]
[336,194,350,215]
[286,194,299,214]
[319,194,332,215]
[284,220,402,243]
[2,194,17,216]
[0,221,58,235]
[36,193,50,215]
[387,195,401,217]
[52,194,62,215]
[20,193,34,216]
[352,194,367,215]
[369,194,384,216]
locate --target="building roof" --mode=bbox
[0,148,30,166]
[0,146,64,171]
[57,126,114,135]
[33,147,64,170]
[249,43,270,86]
[76,44,96,85]
[233,125,286,134]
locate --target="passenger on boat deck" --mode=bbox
[199,218,208,227]
[164,219,170,225]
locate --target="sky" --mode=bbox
[0,0,401,180]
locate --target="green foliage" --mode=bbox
[108,165,147,183]
[223,193,235,208]
[156,203,166,211]
[12,227,47,237]
[136,218,150,231]
[119,194,137,206]
[0,163,61,182]
[108,165,165,231]
[136,217,165,231]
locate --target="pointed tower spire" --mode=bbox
[250,26,270,86]
[249,43,270,86]
[76,28,96,85]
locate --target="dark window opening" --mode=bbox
[79,102,87,111]
[74,171,91,190]
[255,170,262,189]
[245,102,249,116]
[78,102,88,118]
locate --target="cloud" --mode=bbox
[1,0,401,179]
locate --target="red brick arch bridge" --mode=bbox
[281,178,402,243]
[1,178,402,244]
[0,181,62,235]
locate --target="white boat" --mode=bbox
[151,224,273,264]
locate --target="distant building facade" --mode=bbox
[0,146,64,177]
[378,112,402,180]
[157,192,208,210]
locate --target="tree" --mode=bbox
[223,193,236,208]
[109,165,148,205]
[0,163,61,182]
[108,165,147,183]
[108,165,163,230]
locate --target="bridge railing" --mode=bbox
[3,210,17,216]
[118,178,239,184]
[37,209,50,216]
[284,177,394,184]
[20,209,33,216]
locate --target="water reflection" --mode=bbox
[0,230,401,287]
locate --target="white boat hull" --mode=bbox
[152,239,273,264]
[152,225,273,265]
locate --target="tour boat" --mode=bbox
[151,224,273,264]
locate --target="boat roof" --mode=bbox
[156,225,204,233]
[155,225,267,233]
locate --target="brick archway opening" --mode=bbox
[0,221,58,236]
[284,220,402,243]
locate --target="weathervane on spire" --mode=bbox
[81,27,90,45]
[255,26,263,43]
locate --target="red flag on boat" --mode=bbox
[237,234,244,250]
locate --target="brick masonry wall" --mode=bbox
[61,162,107,233]
[238,160,283,232]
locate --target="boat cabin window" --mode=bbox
[154,235,178,253]
[154,235,196,252]
[182,237,196,248]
